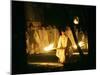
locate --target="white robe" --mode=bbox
[65,28,76,46]
[38,29,43,52]
[48,28,54,44]
[53,28,60,48]
[56,35,68,63]
[42,28,49,49]
[27,29,36,54]
[38,28,49,53]
[34,30,41,53]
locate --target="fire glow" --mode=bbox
[44,43,54,51]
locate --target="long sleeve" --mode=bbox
[57,36,62,48]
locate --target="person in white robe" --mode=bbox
[65,26,77,49]
[41,27,49,50]
[48,25,54,44]
[56,31,68,64]
[46,26,50,44]
[34,28,41,54]
[65,26,77,59]
[38,27,43,53]
[52,26,60,48]
[56,26,77,63]
[27,25,36,55]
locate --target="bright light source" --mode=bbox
[44,43,54,51]
[73,16,79,25]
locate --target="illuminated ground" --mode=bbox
[28,51,88,63]
[26,51,90,73]
[29,62,64,68]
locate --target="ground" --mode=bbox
[26,50,91,73]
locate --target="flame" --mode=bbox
[44,43,54,51]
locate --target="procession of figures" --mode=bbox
[26,22,88,57]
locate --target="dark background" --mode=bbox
[12,1,96,74]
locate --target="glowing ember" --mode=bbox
[44,43,54,51]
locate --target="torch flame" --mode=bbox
[44,43,54,51]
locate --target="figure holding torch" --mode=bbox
[56,31,68,64]
[44,26,77,64]
[56,26,77,64]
